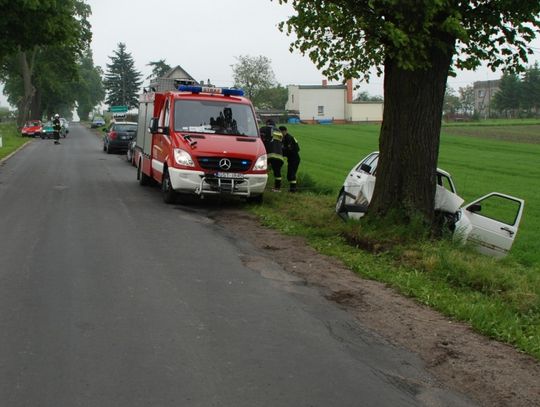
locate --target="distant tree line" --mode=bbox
[491,64,540,118]
[442,85,475,120]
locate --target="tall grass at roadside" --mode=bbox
[251,191,540,358]
[0,122,29,160]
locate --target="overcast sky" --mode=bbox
[1,0,540,108]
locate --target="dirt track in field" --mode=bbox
[442,124,540,144]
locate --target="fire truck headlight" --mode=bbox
[173,148,195,167]
[253,154,267,171]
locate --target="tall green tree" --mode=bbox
[278,0,540,227]
[0,0,91,125]
[232,55,276,102]
[72,50,105,120]
[103,43,142,109]
[147,59,172,80]
[522,63,540,114]
[492,73,522,117]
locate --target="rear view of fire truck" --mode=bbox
[133,83,268,203]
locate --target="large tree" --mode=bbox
[72,50,105,120]
[0,0,91,125]
[521,63,540,114]
[232,55,276,102]
[278,0,540,227]
[103,43,142,109]
[492,72,522,117]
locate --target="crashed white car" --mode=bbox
[335,152,525,258]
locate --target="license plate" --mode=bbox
[215,172,244,179]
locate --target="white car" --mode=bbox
[336,152,524,258]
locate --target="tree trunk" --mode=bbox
[16,49,37,127]
[369,45,454,226]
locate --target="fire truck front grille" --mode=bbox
[197,157,252,172]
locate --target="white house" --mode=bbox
[286,79,383,123]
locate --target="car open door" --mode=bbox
[459,192,524,258]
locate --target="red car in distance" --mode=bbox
[21,120,42,137]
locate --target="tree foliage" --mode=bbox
[354,91,383,102]
[0,0,91,124]
[0,0,91,63]
[103,43,142,109]
[458,85,475,116]
[443,86,460,119]
[232,55,276,102]
[521,63,540,112]
[147,59,172,80]
[72,50,105,120]
[254,85,288,109]
[492,72,522,116]
[277,0,540,227]
[491,64,540,116]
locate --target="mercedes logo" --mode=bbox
[219,158,232,170]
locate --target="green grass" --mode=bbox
[282,122,540,266]
[250,121,540,359]
[0,122,31,160]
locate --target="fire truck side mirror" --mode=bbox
[149,118,158,133]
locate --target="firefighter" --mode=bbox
[261,121,284,192]
[52,114,61,145]
[279,125,301,192]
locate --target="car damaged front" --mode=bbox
[336,152,525,258]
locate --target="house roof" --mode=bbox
[161,65,196,81]
[298,85,347,90]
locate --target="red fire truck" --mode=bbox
[133,84,268,203]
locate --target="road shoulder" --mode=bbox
[213,209,540,407]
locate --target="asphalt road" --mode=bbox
[0,124,476,407]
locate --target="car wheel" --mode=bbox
[336,189,349,220]
[162,168,178,204]
[106,144,112,154]
[137,160,151,186]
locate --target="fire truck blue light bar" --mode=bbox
[178,85,244,97]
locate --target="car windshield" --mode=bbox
[115,124,137,132]
[44,122,53,127]
[25,121,41,127]
[173,99,258,137]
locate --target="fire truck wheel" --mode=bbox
[162,169,178,204]
[138,162,151,186]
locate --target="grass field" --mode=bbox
[282,122,540,266]
[0,122,30,160]
[252,120,540,358]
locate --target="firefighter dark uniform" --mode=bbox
[52,114,61,144]
[261,127,284,191]
[279,126,300,192]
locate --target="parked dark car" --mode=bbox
[103,121,137,154]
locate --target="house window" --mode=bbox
[317,105,324,116]
[478,90,485,97]
[291,95,294,104]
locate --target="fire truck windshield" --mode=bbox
[173,100,258,137]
